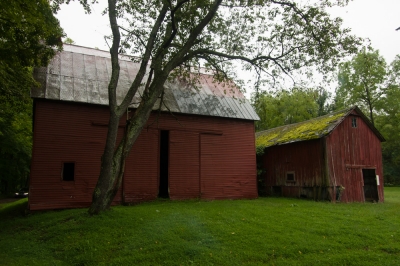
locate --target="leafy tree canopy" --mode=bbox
[0,0,63,194]
[254,88,323,131]
[0,0,63,67]
[374,55,400,185]
[54,0,360,87]
[335,51,400,185]
[335,47,387,125]
[0,99,32,194]
[64,37,76,45]
[0,0,64,102]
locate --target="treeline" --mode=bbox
[253,48,400,186]
[0,0,63,195]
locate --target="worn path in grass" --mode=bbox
[0,188,399,265]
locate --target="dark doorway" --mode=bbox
[362,169,379,202]
[159,130,169,198]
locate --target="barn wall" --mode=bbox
[169,130,200,200]
[261,139,327,200]
[29,99,257,210]
[326,112,384,202]
[200,133,257,199]
[123,128,159,203]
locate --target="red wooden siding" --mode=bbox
[260,110,384,202]
[169,131,200,200]
[326,111,384,202]
[201,133,258,199]
[29,100,257,210]
[261,139,326,199]
[123,128,159,203]
[29,100,114,210]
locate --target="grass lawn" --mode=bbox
[0,188,399,265]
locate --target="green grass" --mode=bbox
[1,188,400,265]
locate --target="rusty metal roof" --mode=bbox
[255,106,385,148]
[32,44,259,121]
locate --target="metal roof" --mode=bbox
[32,44,259,121]
[255,106,385,148]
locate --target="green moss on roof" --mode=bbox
[256,109,350,149]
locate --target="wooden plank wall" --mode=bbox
[326,111,384,202]
[29,100,257,210]
[261,139,325,199]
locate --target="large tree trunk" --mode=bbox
[88,0,221,215]
[87,113,120,214]
[88,73,169,215]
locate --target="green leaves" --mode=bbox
[253,88,322,132]
[0,0,61,194]
[0,0,64,103]
[114,0,360,88]
[335,47,387,125]
[335,49,400,185]
[0,98,32,194]
[0,0,63,67]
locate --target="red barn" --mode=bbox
[29,45,259,211]
[256,107,385,202]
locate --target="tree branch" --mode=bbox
[108,0,121,110]
[117,2,169,115]
[165,0,223,71]
[119,26,147,49]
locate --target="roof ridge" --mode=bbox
[255,107,353,136]
[255,106,384,148]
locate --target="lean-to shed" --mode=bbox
[256,107,385,202]
[28,45,259,210]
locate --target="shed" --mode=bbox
[256,107,385,202]
[28,45,259,210]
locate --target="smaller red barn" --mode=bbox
[256,107,385,202]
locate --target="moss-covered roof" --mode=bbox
[256,108,352,148]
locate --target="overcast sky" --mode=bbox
[56,0,400,63]
[56,0,400,94]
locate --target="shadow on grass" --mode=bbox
[0,198,28,218]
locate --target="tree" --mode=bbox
[0,0,63,194]
[254,88,320,131]
[64,37,76,44]
[53,0,360,214]
[335,47,387,125]
[315,88,334,116]
[374,55,400,185]
[0,0,64,97]
[0,99,32,194]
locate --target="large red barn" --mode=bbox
[256,107,385,202]
[28,45,259,211]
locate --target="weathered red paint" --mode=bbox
[29,99,257,210]
[325,111,384,202]
[261,110,384,202]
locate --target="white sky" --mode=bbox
[56,0,400,93]
[329,0,400,63]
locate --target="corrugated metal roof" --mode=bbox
[32,44,259,121]
[255,106,385,148]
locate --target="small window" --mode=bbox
[62,162,75,181]
[352,117,357,128]
[286,172,295,182]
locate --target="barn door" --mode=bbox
[158,130,169,198]
[362,169,379,202]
